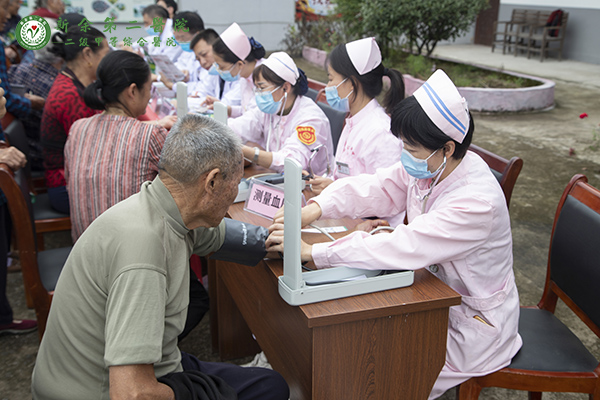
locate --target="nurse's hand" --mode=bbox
[201,95,218,110]
[355,219,390,233]
[306,176,333,195]
[273,202,322,227]
[202,95,232,116]
[266,223,313,263]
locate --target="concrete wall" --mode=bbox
[439,0,600,64]
[498,2,600,64]
[87,0,295,51]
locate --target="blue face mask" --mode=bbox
[217,64,240,82]
[145,26,159,36]
[325,78,353,112]
[400,148,444,179]
[175,40,192,52]
[208,63,219,75]
[255,86,282,114]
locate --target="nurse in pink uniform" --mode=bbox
[307,37,404,196]
[203,22,265,118]
[229,52,334,175]
[267,70,522,399]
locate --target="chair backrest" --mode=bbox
[0,160,51,317]
[469,144,523,209]
[542,174,600,339]
[307,78,326,92]
[511,9,530,24]
[305,88,319,102]
[316,101,347,156]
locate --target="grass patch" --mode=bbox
[387,51,540,89]
[294,50,542,89]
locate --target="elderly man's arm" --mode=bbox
[208,218,269,266]
[109,364,174,400]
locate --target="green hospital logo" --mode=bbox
[16,16,51,51]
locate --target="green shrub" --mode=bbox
[334,0,489,56]
[281,24,305,58]
[280,15,352,56]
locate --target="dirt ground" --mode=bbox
[2,60,600,399]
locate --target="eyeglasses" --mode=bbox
[253,85,281,95]
[214,62,234,74]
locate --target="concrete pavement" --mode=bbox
[433,43,600,87]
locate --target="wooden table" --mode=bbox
[208,166,461,400]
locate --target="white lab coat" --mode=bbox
[187,67,209,96]
[310,151,522,398]
[195,74,241,108]
[333,99,401,179]
[174,51,197,74]
[229,95,334,175]
[229,59,263,119]
[174,52,204,95]
[147,19,182,62]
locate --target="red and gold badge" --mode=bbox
[296,126,316,145]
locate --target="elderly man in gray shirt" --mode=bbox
[32,114,289,400]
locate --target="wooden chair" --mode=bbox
[307,78,326,92]
[457,174,600,399]
[492,9,537,55]
[3,118,71,250]
[492,9,554,56]
[469,144,523,209]
[0,161,71,340]
[523,11,569,61]
[513,10,552,57]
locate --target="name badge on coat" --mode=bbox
[336,161,350,176]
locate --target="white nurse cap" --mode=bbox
[220,22,251,61]
[413,69,470,144]
[261,52,299,84]
[345,37,382,75]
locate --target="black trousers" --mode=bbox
[179,267,210,341]
[181,351,289,400]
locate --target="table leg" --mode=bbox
[211,259,261,360]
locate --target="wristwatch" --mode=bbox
[253,147,260,164]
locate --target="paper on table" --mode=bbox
[152,54,185,83]
[188,97,213,114]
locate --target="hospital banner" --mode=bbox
[295,0,335,20]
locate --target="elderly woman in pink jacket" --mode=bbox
[267,70,522,399]
[306,37,404,196]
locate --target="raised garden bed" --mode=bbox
[302,46,555,112]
